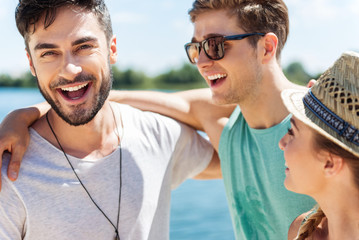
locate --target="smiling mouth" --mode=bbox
[58,82,90,100]
[207,74,227,86]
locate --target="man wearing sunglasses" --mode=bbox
[112,1,315,238]
[185,33,265,64]
[111,1,316,239]
[0,0,315,239]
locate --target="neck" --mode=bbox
[313,185,359,240]
[239,66,305,129]
[33,101,122,159]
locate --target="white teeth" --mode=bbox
[285,162,288,168]
[61,83,88,92]
[208,74,227,81]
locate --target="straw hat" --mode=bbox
[281,51,359,157]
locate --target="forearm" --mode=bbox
[4,102,50,127]
[109,89,203,130]
[109,89,236,151]
[194,151,222,179]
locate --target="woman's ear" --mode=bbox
[323,153,344,177]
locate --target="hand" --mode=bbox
[0,110,31,189]
[307,79,316,88]
[0,103,49,190]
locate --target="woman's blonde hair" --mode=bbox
[295,206,325,240]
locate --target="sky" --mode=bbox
[0,0,358,77]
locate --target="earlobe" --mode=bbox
[109,35,118,64]
[26,50,36,77]
[261,33,278,64]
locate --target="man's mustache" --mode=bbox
[50,74,96,89]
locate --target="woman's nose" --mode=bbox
[278,133,288,151]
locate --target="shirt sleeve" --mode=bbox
[0,160,27,240]
[169,122,214,189]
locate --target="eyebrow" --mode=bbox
[34,43,59,51]
[191,33,224,43]
[33,37,98,51]
[72,36,98,46]
[290,118,299,130]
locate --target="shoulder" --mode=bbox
[288,212,308,240]
[219,105,240,132]
[113,102,187,141]
[113,102,177,124]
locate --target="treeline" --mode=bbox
[0,62,318,90]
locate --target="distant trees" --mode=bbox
[112,66,148,89]
[0,61,316,89]
[283,62,312,86]
[0,72,36,88]
[152,63,206,89]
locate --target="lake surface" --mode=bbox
[0,87,234,240]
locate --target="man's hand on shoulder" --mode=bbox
[0,103,49,190]
[0,109,31,187]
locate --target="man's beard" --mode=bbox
[37,68,113,126]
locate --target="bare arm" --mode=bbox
[194,151,222,179]
[110,88,236,180]
[0,102,50,187]
[0,88,235,184]
[110,88,236,151]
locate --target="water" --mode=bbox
[0,87,235,240]
[0,88,45,117]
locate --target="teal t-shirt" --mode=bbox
[219,106,315,240]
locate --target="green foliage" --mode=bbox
[283,62,313,86]
[18,72,38,88]
[112,65,148,89]
[154,64,202,84]
[0,72,37,88]
[153,63,207,89]
[0,74,13,87]
[0,61,318,89]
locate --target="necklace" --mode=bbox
[46,105,123,240]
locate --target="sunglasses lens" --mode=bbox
[204,37,224,60]
[185,36,224,64]
[185,44,199,64]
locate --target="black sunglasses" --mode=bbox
[184,33,265,64]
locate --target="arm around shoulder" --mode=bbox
[0,102,50,185]
[109,88,236,151]
[110,89,211,130]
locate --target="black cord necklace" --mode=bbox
[46,105,123,240]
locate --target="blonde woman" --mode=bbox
[279,51,359,240]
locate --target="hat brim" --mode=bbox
[281,89,359,158]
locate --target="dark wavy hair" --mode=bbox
[15,0,113,49]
